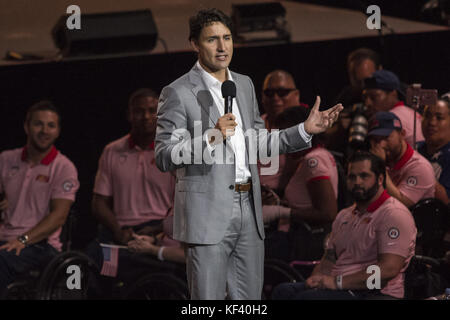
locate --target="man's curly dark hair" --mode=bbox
[189,8,233,42]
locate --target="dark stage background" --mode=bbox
[1,30,449,248]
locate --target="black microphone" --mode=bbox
[221,80,236,115]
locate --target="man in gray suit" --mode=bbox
[155,8,343,300]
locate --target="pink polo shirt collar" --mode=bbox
[21,145,58,165]
[128,136,155,150]
[392,101,405,109]
[367,189,391,213]
[353,190,391,215]
[392,143,414,170]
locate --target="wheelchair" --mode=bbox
[405,254,449,299]
[2,210,101,300]
[95,252,189,300]
[410,198,450,258]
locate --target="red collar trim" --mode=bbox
[128,136,155,150]
[392,101,405,109]
[393,143,414,170]
[367,190,391,213]
[21,146,58,165]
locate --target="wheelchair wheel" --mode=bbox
[263,259,303,300]
[36,251,100,300]
[122,272,189,300]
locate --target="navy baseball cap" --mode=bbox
[364,70,400,92]
[368,112,403,137]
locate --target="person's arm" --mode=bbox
[305,247,337,288]
[319,253,406,290]
[385,172,416,208]
[435,181,449,205]
[310,248,337,277]
[91,193,132,245]
[246,77,318,159]
[290,179,338,224]
[371,141,423,207]
[0,198,73,255]
[128,234,185,264]
[155,86,212,172]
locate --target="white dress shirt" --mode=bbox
[197,61,251,183]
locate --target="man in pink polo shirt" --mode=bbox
[272,151,416,299]
[0,101,79,295]
[87,88,176,276]
[363,70,424,147]
[368,111,436,208]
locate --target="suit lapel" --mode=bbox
[189,65,221,125]
[189,66,254,133]
[233,74,252,132]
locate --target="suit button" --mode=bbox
[229,185,234,190]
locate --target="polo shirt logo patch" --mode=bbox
[9,166,19,177]
[388,227,400,239]
[62,180,74,192]
[406,176,417,186]
[307,158,318,168]
[36,174,50,183]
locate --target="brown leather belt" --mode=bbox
[235,181,252,192]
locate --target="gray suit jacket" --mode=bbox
[155,63,311,244]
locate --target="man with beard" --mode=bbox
[88,88,176,278]
[368,111,437,208]
[0,101,79,296]
[272,151,416,300]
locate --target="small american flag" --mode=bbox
[100,245,119,277]
[393,119,401,128]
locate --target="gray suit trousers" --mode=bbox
[185,191,264,300]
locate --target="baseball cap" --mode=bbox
[368,111,403,137]
[364,70,400,92]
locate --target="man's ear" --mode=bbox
[190,39,199,53]
[378,173,384,187]
[23,121,28,135]
[294,89,300,104]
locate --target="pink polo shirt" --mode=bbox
[0,146,79,251]
[388,144,435,204]
[284,147,338,210]
[93,134,175,227]
[390,101,424,146]
[259,154,286,191]
[327,190,417,298]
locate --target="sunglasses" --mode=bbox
[263,88,296,98]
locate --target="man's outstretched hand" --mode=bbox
[304,96,343,135]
